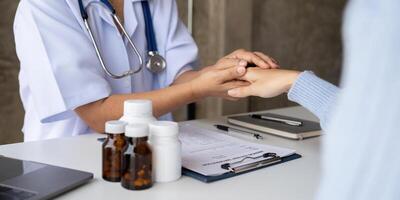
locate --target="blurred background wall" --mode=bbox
[0,1,23,145]
[0,0,346,145]
[249,0,345,111]
[174,0,346,118]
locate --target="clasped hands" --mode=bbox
[190,49,300,100]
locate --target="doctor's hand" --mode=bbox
[226,49,280,69]
[190,58,250,100]
[197,50,279,75]
[227,68,300,98]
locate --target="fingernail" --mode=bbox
[239,60,247,67]
[237,66,246,74]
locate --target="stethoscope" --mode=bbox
[78,0,166,79]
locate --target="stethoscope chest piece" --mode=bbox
[146,51,166,73]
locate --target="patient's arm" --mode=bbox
[228,68,339,129]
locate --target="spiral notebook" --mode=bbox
[179,123,301,183]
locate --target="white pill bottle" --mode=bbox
[149,121,182,182]
[120,100,157,125]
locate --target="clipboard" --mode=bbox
[182,153,301,183]
[98,128,302,183]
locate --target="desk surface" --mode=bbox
[0,106,321,200]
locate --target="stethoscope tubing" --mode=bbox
[78,0,165,79]
[141,1,158,52]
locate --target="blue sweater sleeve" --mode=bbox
[287,71,339,130]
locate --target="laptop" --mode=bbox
[0,156,93,200]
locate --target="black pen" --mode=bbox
[251,114,303,126]
[215,124,263,140]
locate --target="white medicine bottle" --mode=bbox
[149,121,182,183]
[120,100,157,125]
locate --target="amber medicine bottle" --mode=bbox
[102,120,127,182]
[121,123,153,190]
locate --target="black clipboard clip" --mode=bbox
[221,153,281,174]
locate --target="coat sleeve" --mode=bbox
[154,0,199,87]
[14,0,112,123]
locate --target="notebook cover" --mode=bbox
[228,113,321,134]
[182,153,301,183]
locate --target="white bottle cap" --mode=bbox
[124,100,153,117]
[105,120,126,134]
[125,123,149,138]
[149,121,179,137]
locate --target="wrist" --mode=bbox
[188,80,205,101]
[189,66,214,99]
[284,71,301,92]
[173,70,200,85]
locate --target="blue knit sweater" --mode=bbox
[288,71,338,130]
[286,0,400,199]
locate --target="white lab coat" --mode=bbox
[14,0,198,141]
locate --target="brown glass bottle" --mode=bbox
[102,121,127,182]
[121,124,153,190]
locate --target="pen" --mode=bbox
[214,124,263,140]
[251,114,303,126]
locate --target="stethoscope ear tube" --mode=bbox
[78,0,88,19]
[80,0,144,79]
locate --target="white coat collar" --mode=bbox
[65,0,149,38]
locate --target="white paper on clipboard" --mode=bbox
[179,123,296,176]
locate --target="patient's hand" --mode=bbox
[228,68,300,98]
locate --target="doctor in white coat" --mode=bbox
[14,0,278,141]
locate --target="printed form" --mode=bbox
[179,123,296,176]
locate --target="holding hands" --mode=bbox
[189,49,300,100]
[189,49,280,100]
[189,58,249,100]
